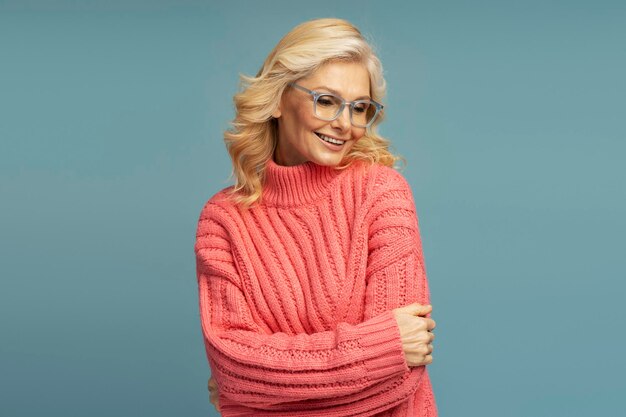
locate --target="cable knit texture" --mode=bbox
[195,157,437,416]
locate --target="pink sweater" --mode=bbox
[195,157,437,416]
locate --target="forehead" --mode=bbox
[302,61,371,99]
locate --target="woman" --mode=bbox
[195,18,437,416]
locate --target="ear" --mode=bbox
[271,103,282,119]
[271,90,287,119]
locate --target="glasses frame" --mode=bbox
[288,82,384,128]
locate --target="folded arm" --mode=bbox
[196,169,431,414]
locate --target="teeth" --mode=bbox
[317,133,345,145]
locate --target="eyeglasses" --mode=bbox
[288,82,383,128]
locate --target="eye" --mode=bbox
[353,101,371,114]
[317,94,340,107]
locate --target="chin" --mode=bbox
[313,153,346,167]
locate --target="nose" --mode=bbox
[331,105,351,131]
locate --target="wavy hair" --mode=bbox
[223,17,406,208]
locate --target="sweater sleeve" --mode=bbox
[363,167,432,319]
[360,166,436,410]
[195,204,411,414]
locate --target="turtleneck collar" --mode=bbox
[261,158,345,206]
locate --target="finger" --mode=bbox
[412,303,432,316]
[425,318,436,330]
[399,302,432,316]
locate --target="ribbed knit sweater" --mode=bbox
[194,157,437,417]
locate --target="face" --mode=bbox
[272,61,371,166]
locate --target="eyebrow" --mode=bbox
[311,85,371,101]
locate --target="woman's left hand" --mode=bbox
[208,376,221,412]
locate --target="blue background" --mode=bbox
[1,1,624,416]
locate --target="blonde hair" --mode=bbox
[223,17,406,208]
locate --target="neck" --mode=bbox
[260,158,344,206]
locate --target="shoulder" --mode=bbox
[195,187,243,277]
[357,163,420,229]
[198,185,244,221]
[371,163,411,188]
[357,162,414,205]
[195,186,239,248]
[337,159,411,196]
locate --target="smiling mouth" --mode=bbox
[315,132,347,145]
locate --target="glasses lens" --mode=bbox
[313,93,380,127]
[314,94,343,120]
[351,100,378,127]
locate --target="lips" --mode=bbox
[315,132,347,145]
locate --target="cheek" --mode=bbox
[351,128,366,141]
[295,107,322,130]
